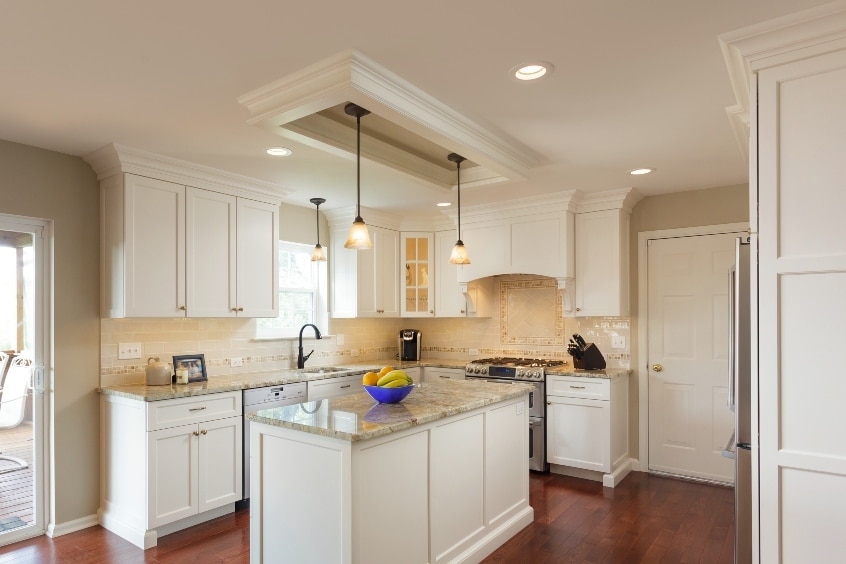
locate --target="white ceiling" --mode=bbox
[0,0,830,217]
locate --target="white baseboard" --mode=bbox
[455,505,534,564]
[630,458,642,472]
[47,514,99,538]
[602,459,633,488]
[549,458,640,488]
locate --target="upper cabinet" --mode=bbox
[327,208,400,318]
[401,233,434,317]
[434,230,492,318]
[573,189,641,317]
[87,143,284,318]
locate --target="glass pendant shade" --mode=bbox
[344,217,372,249]
[311,244,326,262]
[449,240,470,264]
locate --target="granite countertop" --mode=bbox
[545,367,632,379]
[97,359,469,401]
[247,379,535,442]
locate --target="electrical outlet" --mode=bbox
[230,357,243,367]
[118,342,142,360]
[335,334,345,346]
[516,403,524,415]
[350,349,359,357]
[468,348,479,356]
[612,335,626,349]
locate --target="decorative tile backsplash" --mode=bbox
[99,275,631,386]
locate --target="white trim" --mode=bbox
[47,514,99,538]
[636,222,748,476]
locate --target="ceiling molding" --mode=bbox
[84,143,287,202]
[719,1,846,158]
[442,190,580,226]
[577,188,643,214]
[238,49,543,186]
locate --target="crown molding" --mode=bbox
[576,188,643,214]
[442,190,580,226]
[720,1,846,158]
[83,143,287,202]
[238,49,542,185]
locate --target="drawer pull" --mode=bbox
[201,429,208,435]
[189,406,207,412]
[340,384,350,389]
[193,431,199,436]
[439,375,450,378]
[569,385,586,389]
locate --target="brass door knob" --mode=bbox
[652,363,663,372]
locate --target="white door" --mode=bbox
[0,215,50,546]
[647,232,739,482]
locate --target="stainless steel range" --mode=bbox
[465,357,567,472]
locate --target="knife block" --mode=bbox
[573,343,606,370]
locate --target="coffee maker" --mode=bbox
[399,329,422,361]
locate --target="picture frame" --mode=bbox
[172,354,208,383]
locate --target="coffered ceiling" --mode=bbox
[0,0,833,216]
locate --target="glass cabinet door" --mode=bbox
[401,233,434,317]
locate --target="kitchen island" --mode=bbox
[247,379,535,564]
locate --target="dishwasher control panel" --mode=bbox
[243,382,307,407]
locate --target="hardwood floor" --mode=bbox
[0,472,734,563]
[0,422,33,528]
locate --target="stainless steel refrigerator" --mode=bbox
[723,236,752,563]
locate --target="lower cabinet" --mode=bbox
[546,375,630,486]
[422,366,465,383]
[307,374,364,400]
[100,392,243,549]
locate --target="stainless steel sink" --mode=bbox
[299,366,348,374]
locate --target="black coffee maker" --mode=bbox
[399,329,422,361]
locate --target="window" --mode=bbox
[256,241,324,338]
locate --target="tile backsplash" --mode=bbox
[100,275,630,386]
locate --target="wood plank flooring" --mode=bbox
[0,472,734,563]
[0,423,33,528]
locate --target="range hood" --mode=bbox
[237,49,543,192]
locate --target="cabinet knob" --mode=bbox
[575,307,581,312]
[429,310,434,314]
[238,307,244,312]
[200,429,208,435]
[179,306,187,311]
[193,431,199,436]
[231,308,238,312]
[652,363,663,372]
[546,401,551,405]
[460,309,465,314]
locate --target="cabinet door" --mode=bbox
[434,231,468,317]
[329,225,357,318]
[546,396,609,472]
[574,209,629,317]
[198,416,242,513]
[186,188,237,317]
[124,174,186,317]
[401,233,434,317]
[237,198,279,317]
[376,227,400,316]
[148,423,198,528]
[423,367,466,383]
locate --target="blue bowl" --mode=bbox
[363,384,415,404]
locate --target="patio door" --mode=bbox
[0,214,50,544]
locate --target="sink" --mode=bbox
[300,366,348,374]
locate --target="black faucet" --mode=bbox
[297,324,322,369]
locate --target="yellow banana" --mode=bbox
[377,370,408,386]
[382,378,411,388]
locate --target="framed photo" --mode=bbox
[173,354,208,383]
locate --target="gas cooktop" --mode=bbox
[465,357,569,380]
[469,357,568,368]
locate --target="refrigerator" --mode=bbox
[723,236,752,563]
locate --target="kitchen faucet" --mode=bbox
[297,323,322,369]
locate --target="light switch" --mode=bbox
[230,357,243,367]
[336,334,345,346]
[118,342,142,359]
[612,335,626,349]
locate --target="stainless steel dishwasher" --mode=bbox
[242,383,307,502]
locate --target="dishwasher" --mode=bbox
[242,383,307,502]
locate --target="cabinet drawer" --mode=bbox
[547,376,609,400]
[308,375,364,401]
[146,392,242,431]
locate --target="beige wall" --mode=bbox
[0,139,100,525]
[280,202,328,247]
[628,183,749,461]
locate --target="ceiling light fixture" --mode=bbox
[343,103,373,250]
[309,197,327,262]
[447,153,470,265]
[629,167,654,175]
[266,147,292,156]
[512,62,554,81]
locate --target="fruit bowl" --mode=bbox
[363,384,415,404]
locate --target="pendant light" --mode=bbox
[309,197,327,262]
[343,103,373,250]
[448,152,470,264]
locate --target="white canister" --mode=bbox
[175,367,189,385]
[145,357,173,386]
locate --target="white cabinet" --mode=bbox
[546,375,629,486]
[100,391,243,549]
[101,173,279,318]
[574,208,630,317]
[434,230,493,317]
[422,367,465,383]
[329,223,400,318]
[401,232,434,317]
[307,374,364,400]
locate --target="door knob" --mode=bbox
[652,363,663,372]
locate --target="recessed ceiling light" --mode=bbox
[266,147,293,157]
[512,62,554,81]
[436,202,451,207]
[629,168,654,175]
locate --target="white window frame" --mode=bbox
[255,241,327,340]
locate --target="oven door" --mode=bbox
[529,416,546,472]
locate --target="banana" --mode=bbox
[376,370,408,387]
[382,378,412,388]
